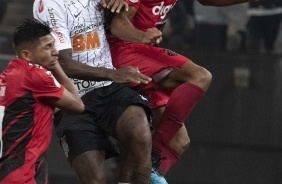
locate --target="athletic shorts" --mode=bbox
[109,41,191,108]
[54,83,151,164]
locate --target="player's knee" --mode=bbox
[196,67,212,87]
[120,106,152,148]
[189,67,212,91]
[178,134,190,151]
[182,135,190,150]
[131,126,152,148]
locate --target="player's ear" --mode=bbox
[20,49,32,61]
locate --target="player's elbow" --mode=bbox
[72,102,85,114]
[55,95,85,114]
[67,101,85,114]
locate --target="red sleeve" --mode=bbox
[126,0,142,10]
[30,66,64,103]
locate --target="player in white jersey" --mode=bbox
[34,0,153,183]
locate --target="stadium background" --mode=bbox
[1,0,282,183]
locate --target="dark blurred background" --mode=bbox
[1,0,282,183]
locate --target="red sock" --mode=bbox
[152,82,205,174]
[161,143,180,175]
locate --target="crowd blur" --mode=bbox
[0,0,281,55]
[163,0,282,54]
[0,0,9,48]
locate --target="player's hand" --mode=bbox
[100,0,129,13]
[109,66,152,84]
[141,28,163,45]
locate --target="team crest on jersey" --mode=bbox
[38,0,44,13]
[130,0,138,3]
[160,49,178,56]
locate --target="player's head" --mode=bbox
[13,18,52,55]
[13,18,59,70]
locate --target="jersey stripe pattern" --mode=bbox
[0,58,64,184]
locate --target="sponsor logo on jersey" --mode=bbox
[72,79,111,96]
[72,31,101,52]
[74,10,83,18]
[152,1,175,19]
[160,48,178,56]
[48,8,65,43]
[73,22,103,34]
[39,0,44,13]
[73,78,97,91]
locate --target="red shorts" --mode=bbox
[109,41,191,108]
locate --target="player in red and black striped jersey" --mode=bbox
[0,18,84,184]
[106,0,259,183]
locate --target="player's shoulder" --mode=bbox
[8,60,46,87]
[33,0,64,14]
[34,0,64,7]
[33,0,66,22]
[29,64,50,81]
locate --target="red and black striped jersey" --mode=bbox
[0,58,64,184]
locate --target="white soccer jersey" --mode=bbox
[33,0,113,96]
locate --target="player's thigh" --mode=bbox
[116,105,152,149]
[112,43,189,77]
[55,109,118,163]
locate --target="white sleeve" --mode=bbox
[33,0,72,51]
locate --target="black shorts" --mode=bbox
[54,83,151,164]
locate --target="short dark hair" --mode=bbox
[13,18,52,49]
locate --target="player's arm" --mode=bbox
[49,62,84,114]
[100,0,129,13]
[197,0,257,6]
[110,7,162,45]
[58,48,151,84]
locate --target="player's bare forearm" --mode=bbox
[111,8,145,43]
[51,62,81,101]
[58,49,151,84]
[50,62,84,113]
[198,0,257,6]
[110,66,152,84]
[58,49,117,81]
[111,7,162,45]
